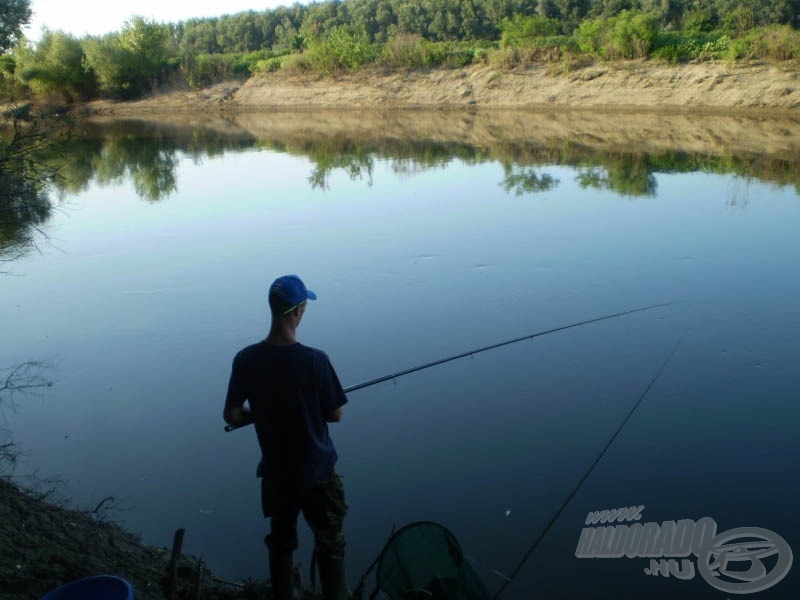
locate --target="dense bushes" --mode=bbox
[576,10,659,59]
[82,17,173,99]
[14,30,94,101]
[181,49,286,87]
[304,27,379,74]
[740,25,800,60]
[500,16,561,47]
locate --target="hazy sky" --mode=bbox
[24,1,299,40]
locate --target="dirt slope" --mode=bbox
[83,61,800,117]
[233,61,800,111]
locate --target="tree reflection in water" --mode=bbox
[4,114,798,226]
[0,114,60,267]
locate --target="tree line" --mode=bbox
[1,0,799,102]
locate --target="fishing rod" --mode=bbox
[491,339,682,599]
[224,301,674,432]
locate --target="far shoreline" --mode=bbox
[77,60,800,118]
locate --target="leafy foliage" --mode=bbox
[304,27,379,74]
[82,17,172,99]
[0,0,31,54]
[13,31,94,101]
[500,15,561,47]
[576,9,659,58]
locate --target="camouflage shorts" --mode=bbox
[263,470,347,560]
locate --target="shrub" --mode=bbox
[742,25,800,61]
[607,10,659,59]
[500,15,560,48]
[575,17,607,56]
[683,10,717,35]
[651,44,682,63]
[280,52,312,73]
[381,34,430,68]
[379,37,482,70]
[487,36,577,67]
[181,50,285,87]
[13,31,95,101]
[82,17,173,99]
[443,46,475,68]
[722,6,755,37]
[652,30,740,63]
[304,27,378,74]
[576,11,658,59]
[253,56,284,74]
[487,47,519,68]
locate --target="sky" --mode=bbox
[24,1,299,41]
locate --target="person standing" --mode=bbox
[224,275,348,600]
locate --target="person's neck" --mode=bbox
[265,321,297,346]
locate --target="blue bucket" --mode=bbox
[41,575,134,600]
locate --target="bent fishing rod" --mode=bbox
[224,301,674,432]
[491,339,682,598]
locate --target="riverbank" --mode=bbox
[80,60,800,117]
[0,477,276,599]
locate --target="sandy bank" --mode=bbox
[82,61,800,117]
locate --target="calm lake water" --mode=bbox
[2,111,799,597]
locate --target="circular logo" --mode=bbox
[697,527,793,594]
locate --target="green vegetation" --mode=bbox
[0,0,31,54]
[82,17,175,99]
[14,30,94,101]
[1,0,800,102]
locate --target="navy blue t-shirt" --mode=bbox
[225,342,347,488]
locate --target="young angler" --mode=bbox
[224,275,348,600]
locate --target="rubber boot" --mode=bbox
[316,554,348,600]
[269,551,295,600]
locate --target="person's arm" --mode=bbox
[224,352,254,428]
[326,406,343,422]
[224,404,254,427]
[320,354,347,423]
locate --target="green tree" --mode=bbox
[682,0,718,32]
[553,0,591,33]
[588,0,635,19]
[118,17,172,91]
[577,9,659,58]
[639,0,685,29]
[83,17,173,98]
[608,9,659,57]
[500,15,560,47]
[14,30,94,101]
[0,0,31,54]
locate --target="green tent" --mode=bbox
[355,521,491,599]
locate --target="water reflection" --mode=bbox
[0,118,58,265]
[51,121,256,201]
[24,110,799,207]
[7,110,796,262]
[502,164,560,196]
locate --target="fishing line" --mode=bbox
[225,302,674,432]
[491,339,682,599]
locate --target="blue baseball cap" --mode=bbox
[269,275,317,315]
